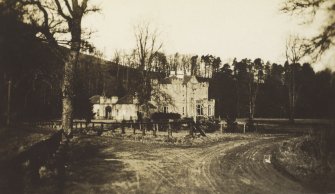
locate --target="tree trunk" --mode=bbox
[248,74,254,121]
[6,79,12,126]
[126,67,129,90]
[289,94,295,123]
[288,65,295,123]
[236,81,240,118]
[62,20,81,136]
[62,51,76,136]
[250,79,260,122]
[116,64,120,82]
[249,84,253,121]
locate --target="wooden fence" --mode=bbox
[29,120,208,137]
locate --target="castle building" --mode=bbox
[150,70,215,119]
[90,71,214,121]
[90,95,139,121]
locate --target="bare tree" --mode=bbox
[150,84,176,113]
[181,54,191,75]
[112,50,122,82]
[134,22,163,72]
[286,35,305,64]
[134,21,163,104]
[285,35,304,123]
[18,0,98,137]
[281,0,335,60]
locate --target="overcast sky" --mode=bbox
[83,0,334,71]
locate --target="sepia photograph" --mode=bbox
[0,0,334,193]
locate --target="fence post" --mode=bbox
[95,123,103,136]
[108,124,112,133]
[168,122,172,138]
[141,123,145,136]
[153,123,157,137]
[189,121,194,137]
[121,123,125,134]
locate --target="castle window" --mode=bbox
[208,105,212,116]
[196,104,203,116]
[163,106,169,113]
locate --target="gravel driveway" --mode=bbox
[63,134,313,194]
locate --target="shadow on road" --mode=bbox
[64,136,137,193]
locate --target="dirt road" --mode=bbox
[65,134,312,194]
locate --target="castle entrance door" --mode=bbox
[105,106,112,119]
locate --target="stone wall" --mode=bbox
[113,104,138,121]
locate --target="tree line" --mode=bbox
[112,50,222,79]
[210,59,335,122]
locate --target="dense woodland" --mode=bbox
[210,60,335,119]
[1,2,335,125]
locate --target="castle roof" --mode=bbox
[117,94,134,104]
[89,95,100,104]
[160,75,200,85]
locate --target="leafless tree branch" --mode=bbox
[281,0,335,61]
[54,0,72,22]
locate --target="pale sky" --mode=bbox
[83,0,334,71]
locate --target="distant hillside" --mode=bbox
[76,51,166,98]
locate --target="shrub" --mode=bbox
[196,117,220,133]
[225,116,237,132]
[151,112,181,121]
[246,119,256,132]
